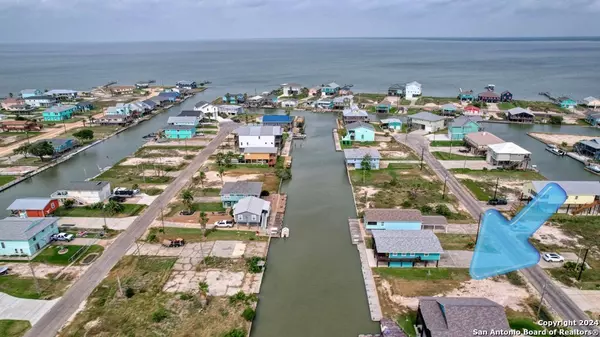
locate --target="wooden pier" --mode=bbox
[539,92,559,103]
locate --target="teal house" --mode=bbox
[164,124,195,139]
[364,209,423,231]
[42,105,76,121]
[321,82,340,97]
[0,217,59,256]
[372,230,443,268]
[458,90,474,102]
[447,116,481,140]
[558,97,577,109]
[380,118,403,131]
[39,138,76,154]
[219,181,263,208]
[341,122,375,144]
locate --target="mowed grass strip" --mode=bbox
[373,268,471,297]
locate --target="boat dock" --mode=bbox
[348,218,362,244]
[539,92,559,103]
[333,129,342,151]
[267,193,288,237]
[567,152,590,164]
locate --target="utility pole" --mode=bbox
[420,147,425,170]
[28,256,41,296]
[493,177,500,200]
[62,119,67,134]
[160,207,165,233]
[442,176,448,199]
[117,276,124,296]
[578,248,589,281]
[475,213,482,244]
[537,282,548,319]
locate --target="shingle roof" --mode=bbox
[68,181,110,191]
[449,116,481,128]
[380,118,403,124]
[178,110,203,117]
[531,181,600,196]
[167,116,198,124]
[380,318,407,337]
[7,198,54,211]
[345,121,374,131]
[389,84,403,90]
[418,297,509,337]
[234,125,282,136]
[164,124,196,131]
[220,181,263,196]
[464,132,504,146]
[372,230,443,254]
[364,208,422,222]
[410,112,445,122]
[233,196,270,216]
[487,142,531,155]
[0,217,59,241]
[441,103,457,111]
[507,107,534,117]
[242,147,278,154]
[194,101,209,108]
[344,148,381,160]
[262,115,294,123]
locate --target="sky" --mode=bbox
[1,0,600,42]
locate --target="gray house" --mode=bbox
[219,181,263,208]
[233,196,271,229]
[408,112,446,133]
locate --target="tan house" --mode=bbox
[522,181,600,215]
[486,142,531,169]
[464,131,505,155]
[583,96,600,109]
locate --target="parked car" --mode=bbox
[459,149,470,153]
[162,238,185,247]
[487,198,508,206]
[51,233,74,242]
[179,210,194,216]
[214,220,234,228]
[543,253,565,263]
[0,266,10,275]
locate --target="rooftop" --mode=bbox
[233,196,270,216]
[344,148,381,160]
[449,116,481,128]
[326,82,340,88]
[46,89,77,95]
[406,81,421,87]
[578,138,600,149]
[36,138,74,147]
[262,115,294,123]
[464,132,504,146]
[194,100,209,108]
[478,91,500,98]
[7,198,54,211]
[242,147,278,154]
[281,83,302,88]
[220,181,263,196]
[178,110,203,117]
[364,208,422,222]
[410,111,445,122]
[530,181,600,196]
[164,124,196,131]
[487,142,531,155]
[372,230,443,254]
[167,116,198,124]
[389,84,403,90]
[441,103,457,111]
[25,95,55,100]
[380,118,403,124]
[67,181,110,191]
[234,125,282,137]
[507,107,534,116]
[0,217,59,241]
[218,105,243,111]
[44,105,76,113]
[346,121,374,131]
[343,106,368,117]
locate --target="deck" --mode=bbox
[333,128,342,151]
[266,193,287,237]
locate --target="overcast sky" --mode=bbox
[1,0,600,42]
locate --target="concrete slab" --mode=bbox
[426,134,450,141]
[439,250,473,268]
[537,252,580,269]
[439,160,495,170]
[58,217,137,231]
[0,293,59,324]
[366,249,377,268]
[243,241,268,258]
[210,241,244,258]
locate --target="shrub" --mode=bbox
[247,257,265,273]
[420,205,433,214]
[260,190,270,197]
[184,154,194,160]
[125,287,135,298]
[179,293,193,301]
[401,200,412,208]
[242,307,256,321]
[63,199,75,209]
[223,329,246,337]
[435,204,451,216]
[151,307,168,322]
[147,233,157,243]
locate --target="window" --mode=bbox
[1,242,4,249]
[409,253,415,256]
[237,215,244,221]
[400,253,406,256]
[32,236,36,241]
[20,249,24,254]
[14,249,18,254]
[251,215,257,221]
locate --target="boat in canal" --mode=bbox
[545,144,566,156]
[584,164,600,176]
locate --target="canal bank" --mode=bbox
[251,111,378,337]
[0,91,212,216]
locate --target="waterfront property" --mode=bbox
[458,89,474,102]
[333,95,354,110]
[441,103,458,116]
[220,181,263,208]
[127,102,146,115]
[558,97,577,109]
[486,142,532,169]
[97,114,133,125]
[39,138,76,153]
[218,104,244,116]
[380,118,403,131]
[235,125,283,150]
[388,84,403,96]
[343,105,369,123]
[178,110,204,119]
[315,99,333,109]
[233,196,271,229]
[158,92,179,102]
[0,217,60,256]
[6,198,60,218]
[110,86,135,95]
[408,111,446,132]
[163,124,196,139]
[20,89,43,98]
[262,115,294,129]
[106,104,131,116]
[477,91,500,103]
[75,101,94,112]
[281,83,302,96]
[463,105,482,116]
[403,81,422,99]
[375,100,392,114]
[372,230,443,267]
[574,138,600,160]
[464,131,505,155]
[342,122,376,143]
[321,82,340,97]
[24,95,57,108]
[280,99,298,108]
[522,181,600,215]
[51,181,112,205]
[585,112,600,126]
[506,107,534,123]
[1,97,26,110]
[447,116,481,140]
[176,80,197,89]
[194,101,218,118]
[416,297,509,336]
[343,148,380,169]
[142,99,158,110]
[583,96,600,109]
[167,116,199,126]
[242,147,278,166]
[500,90,513,102]
[364,209,423,231]
[308,86,321,97]
[46,89,78,100]
[42,105,76,121]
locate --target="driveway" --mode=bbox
[0,293,59,324]
[439,250,580,269]
[57,217,137,230]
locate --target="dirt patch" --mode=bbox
[4,262,89,279]
[120,157,188,166]
[380,151,411,158]
[203,171,261,186]
[529,132,597,146]
[444,278,529,311]
[534,223,580,248]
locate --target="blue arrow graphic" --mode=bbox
[470,182,567,280]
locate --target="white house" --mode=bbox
[404,81,422,99]
[45,89,78,100]
[583,97,600,109]
[233,196,271,229]
[50,181,112,205]
[281,83,302,97]
[280,100,298,108]
[486,142,532,169]
[234,125,283,150]
[408,111,445,133]
[218,105,244,116]
[24,96,57,108]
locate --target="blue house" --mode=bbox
[42,105,76,121]
[447,116,481,141]
[321,82,340,97]
[585,112,600,126]
[20,89,43,98]
[315,99,333,109]
[364,209,423,231]
[341,122,375,144]
[167,116,199,126]
[42,138,76,153]
[344,148,380,170]
[0,217,60,256]
[163,124,195,139]
[75,101,94,111]
[458,90,474,102]
[372,229,443,268]
[222,93,245,104]
[558,97,577,109]
[575,138,600,160]
[219,181,263,208]
[441,103,458,116]
[262,115,294,128]
[106,105,131,116]
[388,84,403,96]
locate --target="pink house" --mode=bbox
[339,89,353,96]
[308,87,321,97]
[1,98,25,110]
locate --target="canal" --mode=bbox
[482,123,600,181]
[251,111,378,337]
[0,92,210,216]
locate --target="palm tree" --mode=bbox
[199,211,208,232]
[217,166,225,185]
[224,151,234,167]
[88,116,95,125]
[198,171,206,188]
[215,153,225,167]
[181,189,194,213]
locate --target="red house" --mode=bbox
[6,198,60,218]
[464,105,482,116]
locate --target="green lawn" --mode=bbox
[416,96,460,105]
[166,202,225,217]
[432,152,484,161]
[0,274,72,299]
[40,117,84,125]
[498,102,516,110]
[508,318,544,332]
[436,233,475,250]
[142,187,163,196]
[0,320,31,337]
[397,312,417,337]
[148,227,267,243]
[429,140,465,147]
[93,165,174,186]
[373,268,471,297]
[0,175,18,186]
[53,204,146,218]
[450,168,546,180]
[460,179,495,201]
[374,268,470,281]
[32,245,104,265]
[134,145,205,158]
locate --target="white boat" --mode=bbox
[545,144,566,156]
[585,164,600,176]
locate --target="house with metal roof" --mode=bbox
[163,124,196,139]
[281,83,302,97]
[46,89,78,100]
[344,148,380,170]
[7,198,60,218]
[522,181,600,215]
[35,138,76,154]
[342,105,369,124]
[477,91,500,103]
[486,142,531,169]
[583,97,600,109]
[506,107,534,123]
[372,230,443,267]
[0,217,60,256]
[176,80,197,89]
[320,82,340,97]
[364,209,423,230]
[242,147,278,166]
[42,105,76,121]
[464,131,504,155]
[106,104,131,116]
[51,181,112,205]
[234,125,283,150]
[167,116,199,127]
[575,138,600,160]
[20,89,43,98]
[218,104,244,116]
[463,105,482,116]
[416,297,509,336]
[585,111,600,127]
[441,104,458,116]
[388,84,403,96]
[220,181,263,208]
[24,95,57,108]
[558,97,577,109]
[375,99,393,114]
[341,122,375,144]
[403,81,422,99]
[447,116,481,140]
[408,112,446,133]
[97,114,133,125]
[262,115,294,128]
[380,118,403,131]
[233,196,271,229]
[458,89,474,102]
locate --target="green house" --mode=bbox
[164,124,195,139]
[447,116,481,140]
[558,97,577,109]
[380,118,403,131]
[341,122,375,144]
[42,105,76,121]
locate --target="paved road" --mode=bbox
[394,132,599,332]
[25,122,239,337]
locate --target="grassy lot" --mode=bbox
[429,140,465,147]
[191,188,221,197]
[416,96,460,105]
[142,187,163,196]
[166,202,225,217]
[134,145,205,158]
[0,320,31,337]
[199,130,217,135]
[340,141,379,149]
[432,152,484,161]
[354,93,386,104]
[62,125,119,141]
[548,257,600,290]
[0,175,17,185]
[32,245,104,265]
[223,166,281,193]
[406,108,421,115]
[93,165,174,186]
[460,178,505,201]
[148,227,267,243]
[380,141,419,160]
[450,168,546,180]
[0,274,72,300]
[59,256,253,337]
[40,117,84,125]
[514,100,568,113]
[397,312,417,337]
[436,233,475,250]
[374,268,470,297]
[0,156,47,167]
[53,204,146,218]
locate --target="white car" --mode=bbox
[214,220,234,228]
[543,253,565,263]
[51,233,74,242]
